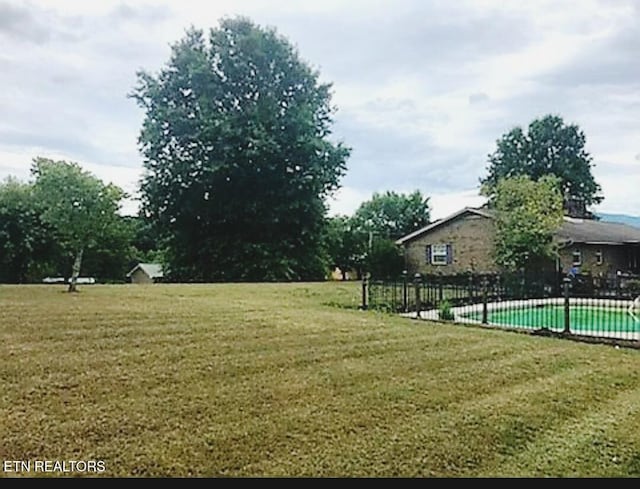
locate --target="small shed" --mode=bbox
[127,263,164,284]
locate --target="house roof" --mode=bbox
[395,206,640,246]
[395,207,494,245]
[557,217,640,245]
[126,263,164,278]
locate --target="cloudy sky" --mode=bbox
[1,0,638,219]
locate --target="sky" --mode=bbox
[0,0,638,220]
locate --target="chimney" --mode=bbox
[564,196,593,219]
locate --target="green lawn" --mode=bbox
[3,282,640,477]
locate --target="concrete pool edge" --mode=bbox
[400,297,640,342]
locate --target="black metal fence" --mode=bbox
[365,271,640,343]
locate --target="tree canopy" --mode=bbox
[32,158,125,291]
[490,175,564,271]
[352,190,431,241]
[0,177,55,283]
[481,115,603,210]
[323,216,366,280]
[132,18,350,281]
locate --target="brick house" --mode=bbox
[396,207,640,277]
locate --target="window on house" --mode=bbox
[572,249,582,267]
[426,243,452,265]
[595,249,603,265]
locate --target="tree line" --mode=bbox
[0,17,603,286]
[0,160,429,285]
[0,158,161,289]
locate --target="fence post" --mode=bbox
[482,277,489,325]
[414,273,422,319]
[563,277,571,334]
[361,275,368,311]
[468,274,474,302]
[402,270,408,312]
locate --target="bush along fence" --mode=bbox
[364,271,640,343]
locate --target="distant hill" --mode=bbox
[596,212,640,229]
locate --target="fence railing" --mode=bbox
[365,272,640,343]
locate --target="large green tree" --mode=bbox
[32,158,125,291]
[352,190,431,241]
[132,18,350,281]
[0,177,56,283]
[488,175,564,271]
[481,115,603,209]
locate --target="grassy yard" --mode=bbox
[3,282,640,477]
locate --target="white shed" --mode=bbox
[126,263,164,284]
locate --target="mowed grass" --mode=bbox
[3,282,640,477]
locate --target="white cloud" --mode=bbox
[327,185,487,222]
[594,172,640,216]
[429,190,487,220]
[326,186,370,217]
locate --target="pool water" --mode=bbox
[464,305,640,334]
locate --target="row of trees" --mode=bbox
[0,158,161,289]
[0,161,428,284]
[0,17,604,285]
[1,117,600,286]
[129,17,601,281]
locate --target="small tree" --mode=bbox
[366,238,404,280]
[32,158,125,292]
[487,175,563,271]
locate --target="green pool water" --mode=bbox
[464,305,640,334]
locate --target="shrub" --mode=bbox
[627,279,640,296]
[367,239,404,280]
[439,300,454,321]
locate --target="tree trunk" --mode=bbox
[68,248,84,293]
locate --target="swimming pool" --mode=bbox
[463,304,639,335]
[407,298,640,341]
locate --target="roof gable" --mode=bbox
[395,207,494,245]
[127,263,164,278]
